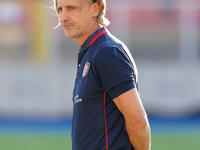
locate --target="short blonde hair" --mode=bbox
[53,0,110,27]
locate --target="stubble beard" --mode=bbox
[63,26,81,39]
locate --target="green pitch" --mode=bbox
[152,134,200,150]
[0,134,199,150]
[0,135,71,150]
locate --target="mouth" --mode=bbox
[62,24,73,29]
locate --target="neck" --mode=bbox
[75,22,101,47]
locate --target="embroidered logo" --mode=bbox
[74,95,82,104]
[82,62,90,78]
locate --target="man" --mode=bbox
[53,0,151,149]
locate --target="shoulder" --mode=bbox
[94,33,129,61]
[93,39,133,69]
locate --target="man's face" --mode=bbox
[57,0,96,39]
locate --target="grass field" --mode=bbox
[0,134,200,150]
[0,136,71,150]
[0,117,199,150]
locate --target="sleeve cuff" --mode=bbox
[107,80,136,99]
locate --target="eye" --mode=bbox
[68,6,75,10]
[57,7,62,13]
[70,7,75,10]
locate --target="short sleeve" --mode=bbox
[93,46,136,99]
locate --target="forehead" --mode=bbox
[57,0,85,6]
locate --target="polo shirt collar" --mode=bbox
[80,27,107,52]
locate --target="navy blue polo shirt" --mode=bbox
[72,27,138,150]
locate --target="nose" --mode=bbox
[59,10,70,24]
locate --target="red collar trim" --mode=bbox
[89,29,107,46]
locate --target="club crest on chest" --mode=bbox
[82,62,90,78]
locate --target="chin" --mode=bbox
[65,34,76,39]
[64,29,77,38]
[64,32,74,38]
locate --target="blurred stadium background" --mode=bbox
[0,0,200,149]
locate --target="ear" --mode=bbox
[92,2,100,18]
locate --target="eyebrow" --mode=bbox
[57,4,77,9]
